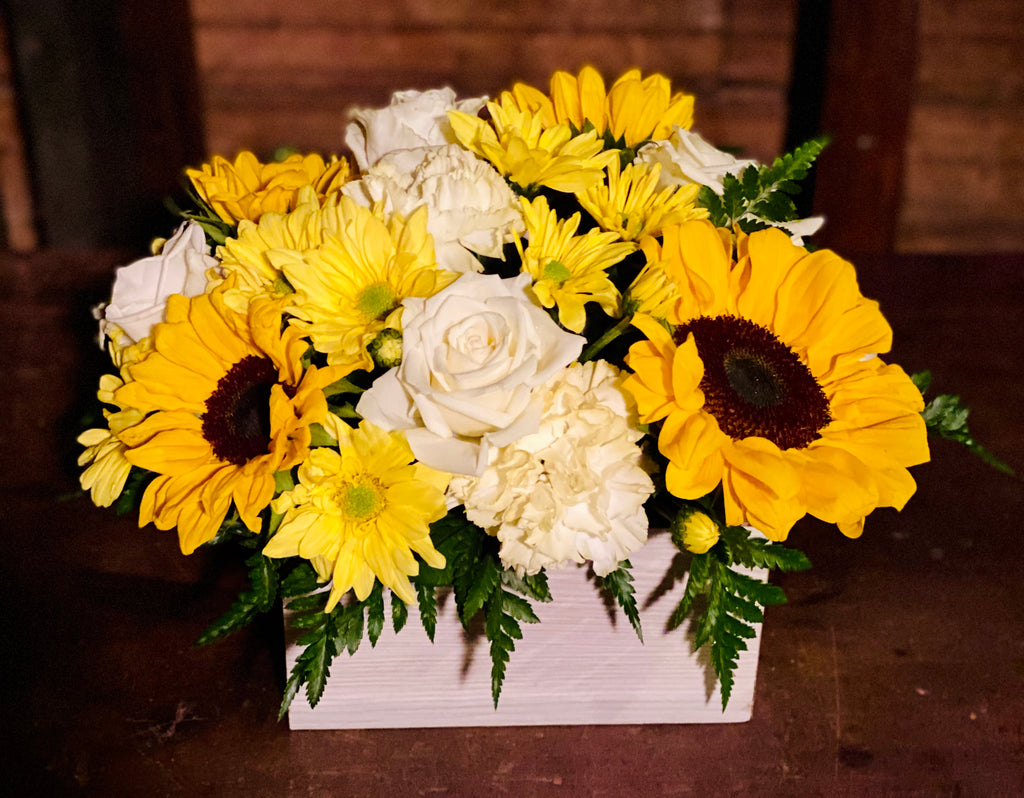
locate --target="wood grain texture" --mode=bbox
[285,534,765,729]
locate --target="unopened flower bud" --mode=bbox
[670,508,720,554]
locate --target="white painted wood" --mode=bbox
[284,532,765,729]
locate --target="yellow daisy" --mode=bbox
[508,66,695,148]
[77,338,151,507]
[516,195,635,333]
[448,101,617,194]
[114,286,349,554]
[278,195,458,371]
[186,151,351,226]
[576,159,705,241]
[623,221,929,541]
[264,422,450,609]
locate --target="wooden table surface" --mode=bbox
[1,248,1022,796]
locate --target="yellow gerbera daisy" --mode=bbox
[508,66,695,148]
[264,422,449,609]
[576,159,705,241]
[624,221,929,541]
[186,151,351,226]
[516,195,635,333]
[448,101,617,194]
[277,195,458,371]
[114,286,349,554]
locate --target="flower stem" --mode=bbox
[580,315,633,362]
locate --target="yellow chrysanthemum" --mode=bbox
[448,101,617,193]
[276,195,458,371]
[507,66,695,148]
[114,286,350,554]
[576,160,705,241]
[264,422,449,609]
[622,237,681,320]
[186,151,351,225]
[623,221,929,541]
[515,195,635,333]
[77,337,152,506]
[213,187,341,311]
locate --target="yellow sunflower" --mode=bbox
[516,195,635,333]
[186,151,351,225]
[576,159,704,241]
[623,221,929,541]
[114,285,350,554]
[507,66,695,148]
[264,422,449,609]
[277,195,458,371]
[448,101,617,194]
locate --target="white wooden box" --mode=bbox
[284,533,765,729]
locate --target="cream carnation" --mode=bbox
[449,360,654,576]
[341,144,523,273]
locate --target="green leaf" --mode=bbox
[594,561,644,643]
[366,582,385,647]
[278,611,339,720]
[500,569,553,603]
[483,587,541,708]
[719,526,812,572]
[334,600,365,656]
[195,553,279,646]
[922,392,1016,476]
[667,551,710,632]
[667,535,793,710]
[279,561,321,598]
[391,592,409,634]
[416,581,438,642]
[456,553,501,627]
[698,137,828,228]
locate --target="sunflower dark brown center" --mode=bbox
[202,355,279,465]
[674,314,831,450]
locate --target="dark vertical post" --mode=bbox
[3,0,205,248]
[805,0,919,255]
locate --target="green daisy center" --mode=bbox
[674,314,831,450]
[542,259,572,285]
[341,479,385,521]
[358,283,398,320]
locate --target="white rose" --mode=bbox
[345,88,487,172]
[356,272,584,475]
[342,144,523,273]
[637,126,757,194]
[449,361,654,576]
[98,221,218,346]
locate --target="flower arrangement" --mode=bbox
[78,67,1007,718]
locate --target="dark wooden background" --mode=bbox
[1,0,1022,256]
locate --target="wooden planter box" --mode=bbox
[284,534,765,729]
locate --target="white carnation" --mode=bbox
[449,360,654,576]
[342,145,523,273]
